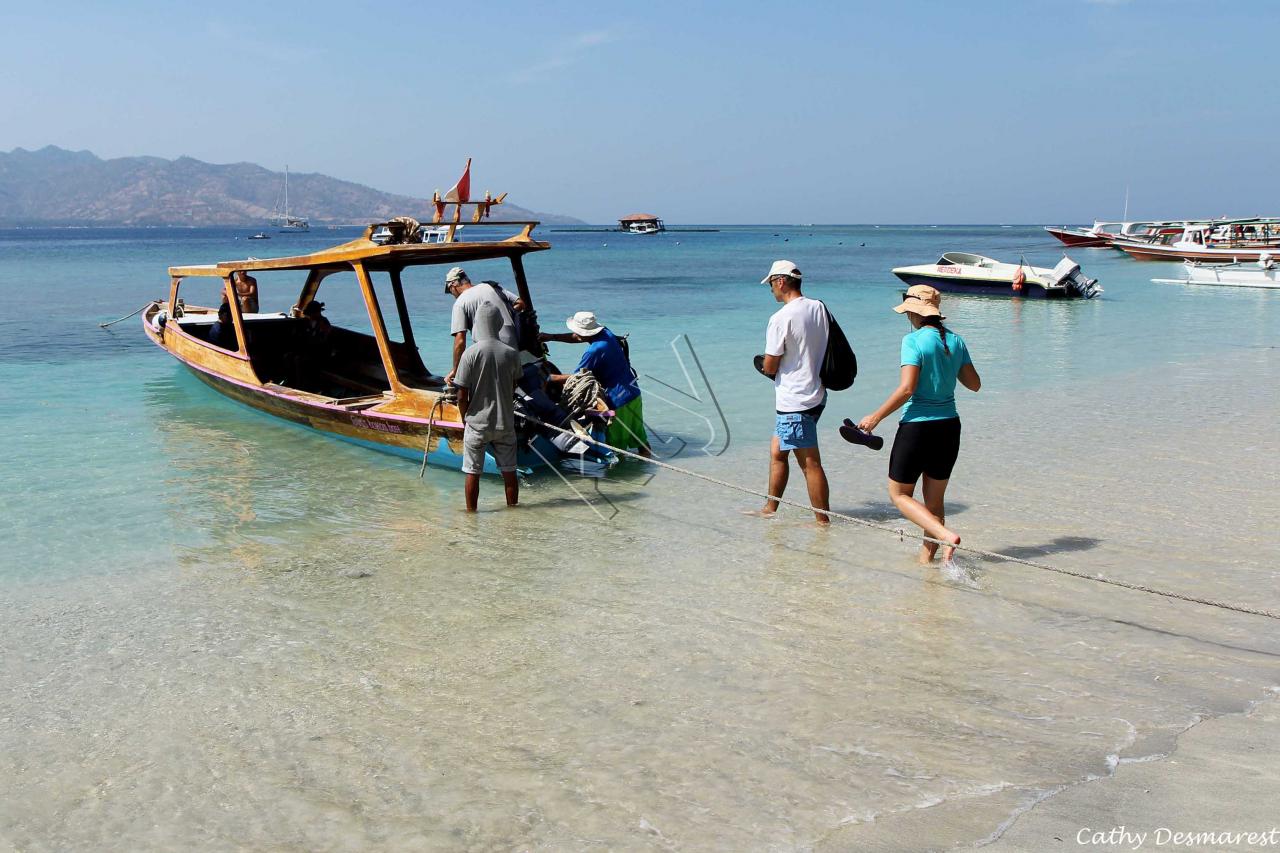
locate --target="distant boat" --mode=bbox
[618,213,664,234]
[248,232,270,240]
[269,165,310,232]
[893,252,1101,299]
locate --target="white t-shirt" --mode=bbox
[765,296,829,412]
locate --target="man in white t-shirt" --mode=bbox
[753,260,831,524]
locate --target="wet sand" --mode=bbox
[818,695,1280,851]
[986,695,1280,852]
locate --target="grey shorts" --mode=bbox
[462,425,518,474]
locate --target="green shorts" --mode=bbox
[606,396,649,452]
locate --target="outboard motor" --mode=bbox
[1051,256,1103,299]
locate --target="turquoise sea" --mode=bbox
[2,224,1278,849]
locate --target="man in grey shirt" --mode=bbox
[453,301,522,511]
[444,266,524,384]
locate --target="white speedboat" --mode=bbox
[892,252,1102,299]
[1152,255,1280,289]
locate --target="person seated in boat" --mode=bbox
[283,301,335,389]
[208,301,240,350]
[541,311,650,458]
[453,302,522,512]
[443,266,526,384]
[231,271,260,314]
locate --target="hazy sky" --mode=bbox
[2,0,1275,223]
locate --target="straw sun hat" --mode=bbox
[894,284,945,319]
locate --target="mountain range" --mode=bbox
[0,146,583,226]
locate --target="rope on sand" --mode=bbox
[521,414,1280,621]
[99,301,158,328]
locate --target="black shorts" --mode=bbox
[889,418,961,484]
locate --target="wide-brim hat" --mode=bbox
[894,284,944,318]
[566,310,604,337]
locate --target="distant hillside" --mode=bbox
[0,146,584,226]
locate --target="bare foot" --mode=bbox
[742,508,777,519]
[813,515,830,527]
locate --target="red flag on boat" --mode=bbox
[443,158,472,204]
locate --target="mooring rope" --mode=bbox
[521,414,1280,621]
[418,396,446,479]
[99,300,158,328]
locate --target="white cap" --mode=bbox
[445,266,468,284]
[566,310,605,337]
[761,259,802,284]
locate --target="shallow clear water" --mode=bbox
[2,225,1277,849]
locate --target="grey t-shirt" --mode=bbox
[450,284,520,350]
[454,338,522,432]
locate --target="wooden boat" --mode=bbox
[1151,256,1280,289]
[1114,219,1280,262]
[892,252,1102,299]
[142,192,617,474]
[1044,220,1185,248]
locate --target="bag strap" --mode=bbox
[483,282,517,327]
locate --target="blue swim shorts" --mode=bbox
[775,406,824,451]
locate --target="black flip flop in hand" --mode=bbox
[840,418,884,451]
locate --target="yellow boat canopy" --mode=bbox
[168,220,549,278]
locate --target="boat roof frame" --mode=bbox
[168,220,550,278]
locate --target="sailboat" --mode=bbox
[269,165,310,232]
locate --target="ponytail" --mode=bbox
[920,315,951,355]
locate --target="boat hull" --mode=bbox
[892,271,1067,298]
[1152,264,1280,290]
[146,311,555,475]
[1044,227,1111,248]
[1115,242,1280,263]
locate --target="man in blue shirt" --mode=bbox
[543,311,651,458]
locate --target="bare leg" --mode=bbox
[761,435,789,515]
[918,475,949,562]
[502,471,519,506]
[887,479,959,562]
[792,445,830,525]
[464,473,480,512]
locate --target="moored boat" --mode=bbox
[1151,255,1280,289]
[892,252,1102,299]
[1113,219,1280,262]
[142,189,619,475]
[1045,220,1185,248]
[269,165,310,232]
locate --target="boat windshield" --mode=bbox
[939,252,985,266]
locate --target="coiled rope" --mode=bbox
[521,414,1280,621]
[99,300,158,328]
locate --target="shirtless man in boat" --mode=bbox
[231,271,259,314]
[443,266,525,385]
[749,260,831,525]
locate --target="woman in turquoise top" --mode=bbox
[857,285,981,564]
